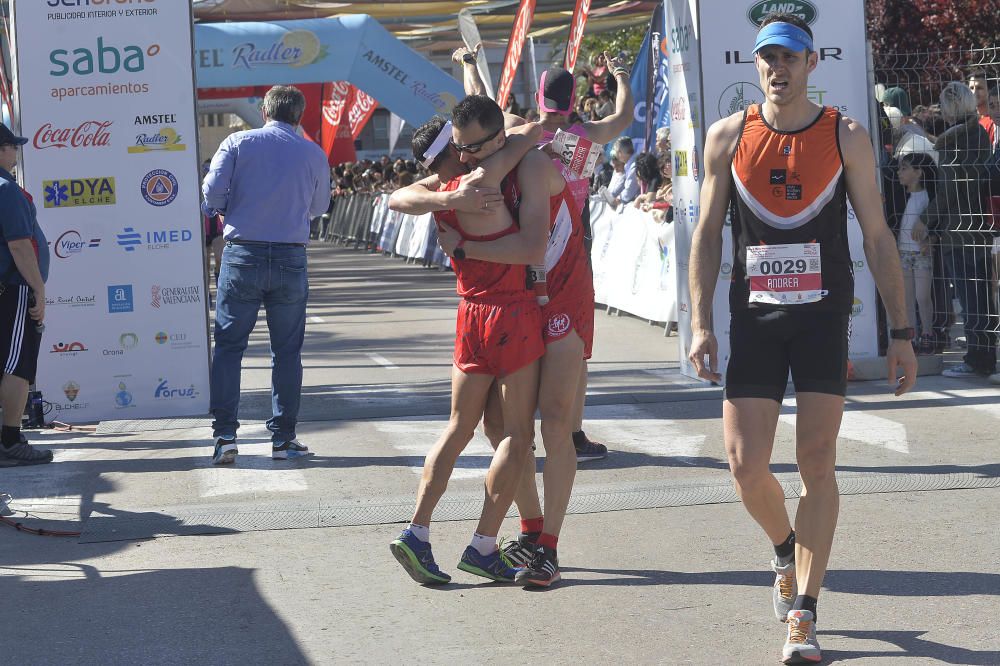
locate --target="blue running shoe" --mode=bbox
[389,529,451,585]
[457,545,520,582]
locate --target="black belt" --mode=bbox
[226,239,306,248]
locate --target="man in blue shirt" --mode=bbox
[202,85,331,465]
[0,123,52,466]
[607,136,640,206]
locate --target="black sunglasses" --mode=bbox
[450,126,503,154]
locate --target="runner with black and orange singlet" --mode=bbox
[386,112,545,586]
[687,12,917,664]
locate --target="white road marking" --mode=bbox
[373,420,495,479]
[780,399,909,453]
[582,418,705,464]
[195,441,308,497]
[308,316,324,324]
[366,353,400,370]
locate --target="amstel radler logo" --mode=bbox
[128,127,186,153]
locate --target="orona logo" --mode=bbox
[747,1,818,27]
[34,121,112,150]
[49,38,160,77]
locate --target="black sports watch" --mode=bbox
[889,327,915,341]
[462,53,476,65]
[453,240,467,260]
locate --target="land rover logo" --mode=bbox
[747,1,818,27]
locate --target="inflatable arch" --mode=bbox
[193,16,464,128]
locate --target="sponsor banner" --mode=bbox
[321,81,357,164]
[564,0,593,72]
[496,0,536,110]
[193,16,463,127]
[666,0,703,378]
[346,86,378,139]
[11,0,210,421]
[697,0,877,370]
[625,9,669,153]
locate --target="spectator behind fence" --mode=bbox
[202,85,331,465]
[916,81,997,378]
[0,123,52,467]
[896,152,937,354]
[633,151,673,222]
[655,126,671,156]
[607,136,639,206]
[968,70,998,152]
[594,90,614,119]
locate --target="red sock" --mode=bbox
[537,532,558,550]
[520,517,544,535]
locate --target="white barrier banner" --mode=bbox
[11,2,210,422]
[673,0,877,382]
[666,0,703,377]
[590,197,677,324]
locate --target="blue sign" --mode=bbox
[193,16,465,128]
[108,284,134,313]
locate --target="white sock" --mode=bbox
[408,523,430,542]
[471,532,496,556]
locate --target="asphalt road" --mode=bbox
[1,245,997,665]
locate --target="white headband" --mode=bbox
[421,121,453,168]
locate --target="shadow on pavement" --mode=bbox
[821,629,1000,664]
[4,564,307,664]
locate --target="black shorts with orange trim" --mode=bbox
[454,298,545,377]
[725,309,849,402]
[0,284,43,383]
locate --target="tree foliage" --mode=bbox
[866,0,1000,55]
[579,26,647,69]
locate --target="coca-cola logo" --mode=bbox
[322,82,351,125]
[34,121,112,150]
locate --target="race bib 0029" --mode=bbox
[746,242,824,305]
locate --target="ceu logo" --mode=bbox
[49,38,160,77]
[140,169,177,206]
[747,0,818,27]
[155,331,168,344]
[108,284,134,313]
[546,313,571,337]
[53,230,100,258]
[718,82,764,118]
[114,381,134,408]
[43,177,115,208]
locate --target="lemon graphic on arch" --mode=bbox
[283,30,324,68]
[438,92,458,113]
[159,127,181,146]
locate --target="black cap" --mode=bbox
[539,67,575,114]
[0,123,28,146]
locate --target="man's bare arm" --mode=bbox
[841,116,917,395]
[388,173,503,215]
[690,116,740,333]
[840,118,909,329]
[454,46,487,96]
[460,150,553,265]
[582,53,635,144]
[471,123,543,188]
[687,115,741,381]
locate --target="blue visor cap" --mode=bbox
[753,22,814,54]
